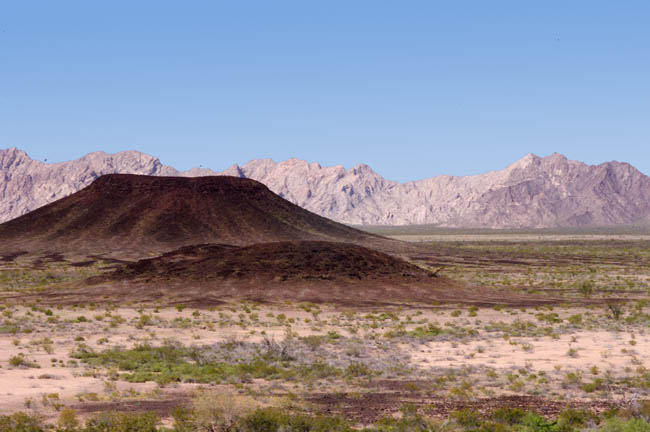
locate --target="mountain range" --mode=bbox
[2,147,649,228]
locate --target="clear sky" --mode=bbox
[1,1,649,181]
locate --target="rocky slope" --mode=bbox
[69,240,456,306]
[2,147,649,228]
[217,153,650,228]
[0,174,379,252]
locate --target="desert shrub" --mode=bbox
[581,378,604,393]
[58,408,80,432]
[567,314,583,325]
[344,362,373,378]
[520,412,558,432]
[9,355,27,367]
[296,361,341,380]
[72,341,353,385]
[73,343,270,384]
[598,418,650,432]
[300,335,326,350]
[608,304,624,321]
[171,406,193,432]
[239,408,351,432]
[577,281,594,297]
[410,324,444,338]
[0,412,44,432]
[191,391,256,432]
[492,408,527,425]
[83,411,158,432]
[451,409,482,430]
[9,354,37,368]
[557,408,598,428]
[135,314,153,328]
[384,323,468,340]
[373,412,436,431]
[327,331,342,340]
[637,400,650,421]
[535,313,561,324]
[480,422,512,432]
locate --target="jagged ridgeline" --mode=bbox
[2,147,650,227]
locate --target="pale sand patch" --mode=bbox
[407,331,650,374]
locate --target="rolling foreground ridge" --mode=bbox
[0,174,378,252]
[24,240,559,307]
[2,147,650,228]
[47,240,464,305]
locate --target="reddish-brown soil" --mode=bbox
[68,390,628,423]
[70,398,189,417]
[0,174,388,253]
[307,391,621,423]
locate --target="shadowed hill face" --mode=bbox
[0,174,378,252]
[106,241,435,283]
[28,240,562,307]
[48,241,467,306]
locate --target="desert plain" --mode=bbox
[0,227,649,431]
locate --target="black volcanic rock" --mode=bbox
[0,174,380,251]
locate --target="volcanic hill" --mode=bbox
[48,241,467,305]
[0,174,382,252]
[24,240,561,307]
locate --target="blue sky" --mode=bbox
[1,1,649,181]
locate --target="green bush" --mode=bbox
[598,418,650,432]
[492,407,526,425]
[557,408,598,428]
[72,343,284,385]
[520,412,558,432]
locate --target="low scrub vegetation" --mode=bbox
[2,404,650,432]
[71,339,377,385]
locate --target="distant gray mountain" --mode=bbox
[1,147,649,228]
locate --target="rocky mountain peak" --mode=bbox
[0,147,33,170]
[221,164,245,178]
[1,148,649,228]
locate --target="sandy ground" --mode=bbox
[1,303,648,421]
